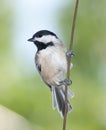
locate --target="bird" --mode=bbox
[28,30,74,117]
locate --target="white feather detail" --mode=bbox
[34,35,60,44]
[62,85,74,99]
[52,86,57,110]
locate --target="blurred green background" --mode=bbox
[0,0,106,130]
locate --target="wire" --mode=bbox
[63,1,79,130]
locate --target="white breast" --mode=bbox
[36,45,67,86]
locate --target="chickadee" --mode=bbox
[28,30,74,117]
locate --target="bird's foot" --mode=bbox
[66,50,75,58]
[60,78,72,86]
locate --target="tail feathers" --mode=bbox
[52,87,57,109]
[62,85,74,99]
[52,86,73,117]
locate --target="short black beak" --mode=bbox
[27,38,34,42]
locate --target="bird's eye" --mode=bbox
[37,34,42,38]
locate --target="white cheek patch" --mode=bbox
[34,35,60,44]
